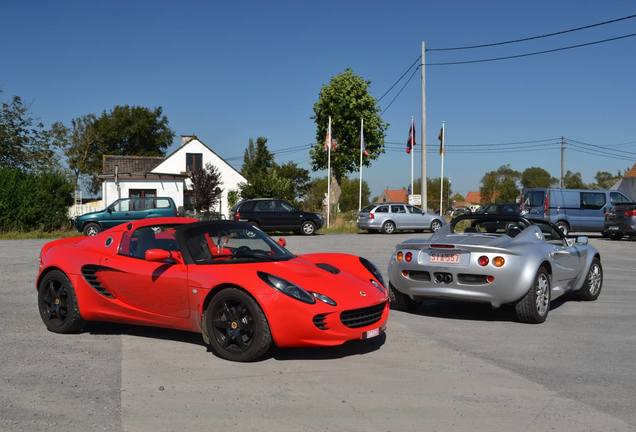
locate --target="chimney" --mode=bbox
[181,135,196,145]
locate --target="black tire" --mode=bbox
[515,266,551,324]
[205,287,272,362]
[300,221,316,235]
[430,219,442,232]
[555,221,569,236]
[389,283,418,312]
[577,257,603,301]
[382,220,396,234]
[38,270,85,333]
[609,233,622,240]
[82,222,101,236]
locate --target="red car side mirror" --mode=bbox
[277,237,287,248]
[145,249,173,262]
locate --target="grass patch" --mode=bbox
[0,230,80,240]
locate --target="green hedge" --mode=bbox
[0,168,74,232]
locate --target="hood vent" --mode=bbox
[81,265,115,298]
[316,263,340,274]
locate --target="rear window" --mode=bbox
[361,205,375,212]
[155,198,171,209]
[580,192,606,210]
[524,191,545,207]
[237,201,255,212]
[375,206,389,213]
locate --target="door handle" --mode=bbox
[551,250,569,256]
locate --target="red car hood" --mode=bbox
[249,255,386,308]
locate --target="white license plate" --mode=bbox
[430,253,460,264]
[608,226,619,231]
[362,327,381,339]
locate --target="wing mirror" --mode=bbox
[576,236,588,245]
[277,237,287,248]
[106,207,113,213]
[145,249,174,262]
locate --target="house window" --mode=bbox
[186,153,203,172]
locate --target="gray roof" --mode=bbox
[102,155,165,175]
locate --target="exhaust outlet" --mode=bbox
[434,273,444,283]
[444,274,453,284]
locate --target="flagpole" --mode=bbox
[410,117,414,198]
[327,116,331,227]
[439,121,445,216]
[358,117,363,212]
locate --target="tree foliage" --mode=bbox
[310,69,387,182]
[190,162,222,212]
[51,115,98,187]
[0,167,73,231]
[521,167,556,188]
[239,137,311,205]
[303,177,370,212]
[0,94,59,172]
[68,105,174,193]
[480,165,520,204]
[594,170,621,189]
[563,170,587,189]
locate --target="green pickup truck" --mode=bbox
[73,197,178,236]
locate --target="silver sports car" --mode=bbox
[387,214,603,323]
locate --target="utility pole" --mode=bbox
[560,136,565,188]
[421,41,427,211]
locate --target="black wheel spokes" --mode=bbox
[42,280,68,323]
[212,299,255,353]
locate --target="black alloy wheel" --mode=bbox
[38,270,84,333]
[206,288,272,362]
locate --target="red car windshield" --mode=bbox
[183,224,294,264]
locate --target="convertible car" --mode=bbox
[37,217,388,361]
[388,214,603,323]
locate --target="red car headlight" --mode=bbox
[258,272,315,304]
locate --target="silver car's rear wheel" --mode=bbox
[382,221,396,234]
[514,267,551,324]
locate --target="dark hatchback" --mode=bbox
[231,198,323,235]
[604,202,636,240]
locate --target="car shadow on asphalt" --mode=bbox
[270,333,386,361]
[403,295,572,323]
[86,322,206,346]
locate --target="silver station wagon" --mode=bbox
[357,203,444,234]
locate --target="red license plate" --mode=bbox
[430,253,460,264]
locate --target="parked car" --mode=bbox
[604,201,636,240]
[231,198,323,235]
[449,207,470,218]
[74,197,177,236]
[475,203,520,215]
[357,203,444,234]
[520,188,632,235]
[37,218,388,361]
[388,214,603,323]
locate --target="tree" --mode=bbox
[239,137,311,205]
[594,171,621,189]
[51,115,98,189]
[310,69,387,183]
[190,163,222,212]
[563,170,587,189]
[521,167,556,188]
[304,177,328,212]
[302,176,370,213]
[412,177,452,212]
[0,94,59,172]
[480,165,520,203]
[75,105,174,192]
[451,193,464,203]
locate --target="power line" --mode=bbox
[567,145,635,162]
[565,138,636,156]
[427,32,636,66]
[427,14,636,51]
[377,56,421,102]
[381,64,421,114]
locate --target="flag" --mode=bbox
[438,126,444,155]
[323,122,337,151]
[360,119,369,157]
[406,119,416,154]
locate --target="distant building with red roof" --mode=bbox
[614,162,636,200]
[377,188,408,203]
[464,191,482,205]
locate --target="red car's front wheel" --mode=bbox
[205,288,272,362]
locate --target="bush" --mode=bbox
[0,168,74,232]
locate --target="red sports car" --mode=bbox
[37,217,389,361]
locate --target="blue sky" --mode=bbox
[1,0,635,196]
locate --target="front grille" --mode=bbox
[340,302,386,329]
[458,274,488,285]
[409,270,431,281]
[81,265,114,298]
[313,313,329,330]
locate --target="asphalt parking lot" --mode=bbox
[1,234,635,432]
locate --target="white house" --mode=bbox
[100,135,247,218]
